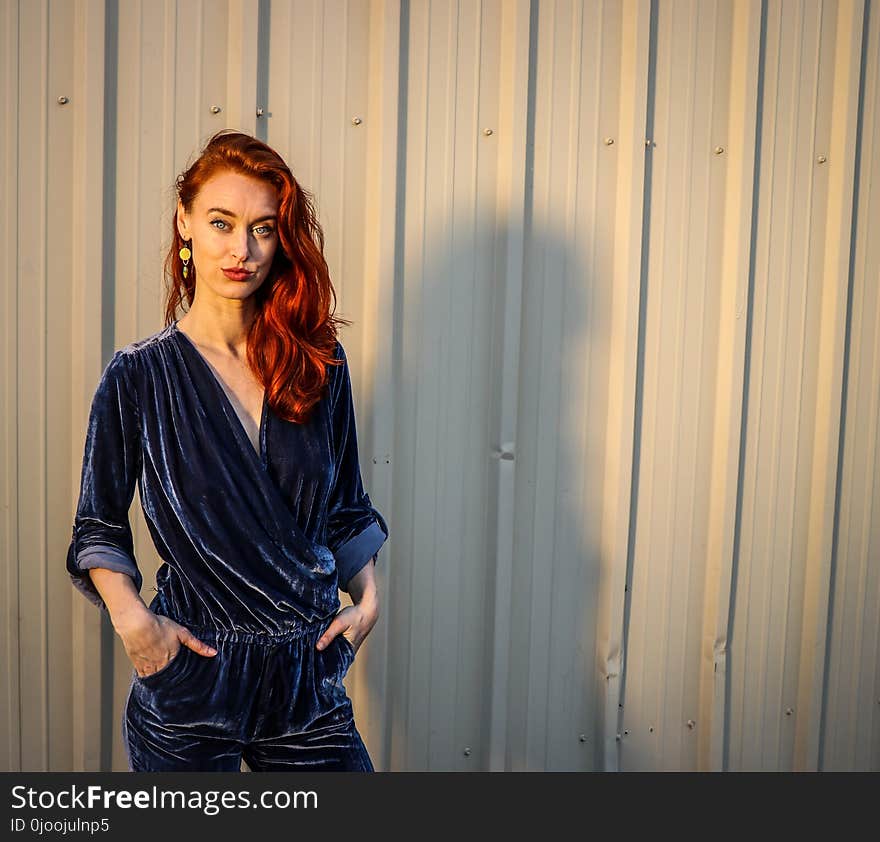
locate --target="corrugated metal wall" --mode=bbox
[1,0,877,772]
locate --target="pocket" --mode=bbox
[338,633,355,663]
[135,645,190,688]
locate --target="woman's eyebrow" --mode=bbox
[206,206,277,223]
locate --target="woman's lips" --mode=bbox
[222,268,254,281]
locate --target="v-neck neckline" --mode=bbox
[171,320,268,464]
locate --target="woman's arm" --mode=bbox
[346,555,379,618]
[316,556,379,653]
[67,352,216,676]
[318,344,388,654]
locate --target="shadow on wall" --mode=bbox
[382,207,601,770]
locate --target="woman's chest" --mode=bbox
[263,400,336,497]
[136,349,337,518]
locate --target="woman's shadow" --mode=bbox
[370,214,600,770]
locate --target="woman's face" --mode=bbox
[176,169,280,302]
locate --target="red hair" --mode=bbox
[163,129,350,424]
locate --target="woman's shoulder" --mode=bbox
[116,323,177,358]
[102,324,178,388]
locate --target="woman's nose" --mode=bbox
[230,234,249,262]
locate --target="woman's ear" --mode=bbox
[176,199,191,241]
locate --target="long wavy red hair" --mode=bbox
[163,129,350,424]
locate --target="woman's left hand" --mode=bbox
[316,557,379,654]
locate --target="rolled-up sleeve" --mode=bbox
[325,343,388,593]
[66,350,143,610]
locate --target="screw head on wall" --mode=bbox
[210,105,222,114]
[57,96,69,105]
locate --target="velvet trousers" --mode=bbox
[122,610,373,772]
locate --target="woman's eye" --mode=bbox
[210,218,229,230]
[253,225,275,236]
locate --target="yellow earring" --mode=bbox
[179,242,192,279]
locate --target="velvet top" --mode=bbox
[66,321,388,632]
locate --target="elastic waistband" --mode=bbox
[150,593,335,644]
[180,622,329,644]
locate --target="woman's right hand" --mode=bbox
[84,568,217,677]
[112,607,217,678]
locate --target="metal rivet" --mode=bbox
[615,733,621,741]
[463,746,471,756]
[351,117,362,126]
[578,734,587,742]
[686,719,696,730]
[817,154,827,164]
[649,727,654,733]
[493,443,515,461]
[645,139,654,148]
[623,730,629,736]
[210,105,222,114]
[604,137,614,145]
[57,96,69,105]
[483,128,493,136]
[785,707,794,716]
[714,146,724,154]
[256,107,264,117]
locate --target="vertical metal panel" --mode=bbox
[510,0,645,772]
[226,0,260,134]
[14,0,51,773]
[697,0,762,772]
[390,0,505,770]
[792,0,863,772]
[597,0,652,771]
[728,0,863,772]
[3,0,879,771]
[44,0,83,772]
[620,0,744,772]
[822,0,879,772]
[358,0,400,773]
[0,0,23,772]
[485,0,531,772]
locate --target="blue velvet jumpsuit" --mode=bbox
[65,321,388,771]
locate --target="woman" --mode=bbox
[65,130,388,772]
